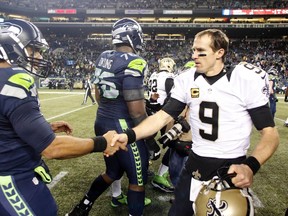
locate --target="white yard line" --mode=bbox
[275,117,285,123]
[41,94,79,102]
[47,171,68,189]
[46,105,93,121]
[40,91,83,95]
[157,195,174,202]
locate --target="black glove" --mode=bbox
[145,138,161,160]
[173,140,192,157]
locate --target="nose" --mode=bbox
[192,51,201,59]
[192,51,206,59]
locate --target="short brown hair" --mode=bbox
[195,29,229,60]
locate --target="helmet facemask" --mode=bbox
[21,40,53,78]
[0,19,53,78]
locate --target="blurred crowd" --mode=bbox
[2,0,288,10]
[44,35,288,91]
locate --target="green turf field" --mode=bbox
[38,89,288,216]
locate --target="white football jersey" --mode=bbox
[170,62,269,158]
[147,71,174,105]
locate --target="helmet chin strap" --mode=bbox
[126,35,137,54]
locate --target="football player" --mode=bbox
[81,75,96,105]
[66,18,152,216]
[0,19,123,216]
[111,29,279,215]
[147,57,176,193]
[268,67,278,118]
[147,57,176,112]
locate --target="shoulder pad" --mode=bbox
[8,73,35,91]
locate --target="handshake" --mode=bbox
[100,130,128,157]
[102,130,161,161]
[102,116,191,158]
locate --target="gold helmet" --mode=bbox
[158,57,176,73]
[194,174,254,216]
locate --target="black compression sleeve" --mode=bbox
[162,97,186,119]
[91,136,107,152]
[165,78,174,95]
[123,89,145,101]
[248,103,275,130]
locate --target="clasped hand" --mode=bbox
[102,130,128,157]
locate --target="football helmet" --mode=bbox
[0,19,53,77]
[194,174,254,216]
[159,57,176,73]
[267,68,277,76]
[183,61,196,70]
[112,18,144,53]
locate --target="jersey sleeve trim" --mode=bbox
[162,97,186,119]
[248,103,275,130]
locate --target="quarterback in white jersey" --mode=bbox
[112,29,279,216]
[172,62,269,159]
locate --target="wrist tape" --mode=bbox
[124,128,136,144]
[243,156,261,175]
[91,136,107,152]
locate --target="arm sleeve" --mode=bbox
[162,97,186,119]
[165,78,174,94]
[123,88,145,101]
[248,103,275,130]
[9,101,56,153]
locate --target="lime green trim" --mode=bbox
[118,119,144,186]
[34,166,52,183]
[127,58,146,74]
[0,176,34,215]
[184,61,196,69]
[8,73,35,91]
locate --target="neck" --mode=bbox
[116,45,134,53]
[0,61,12,68]
[205,63,225,77]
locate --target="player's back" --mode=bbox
[148,71,174,106]
[94,50,146,119]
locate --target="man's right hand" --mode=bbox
[103,131,128,157]
[110,133,129,148]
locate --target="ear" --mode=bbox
[216,48,225,60]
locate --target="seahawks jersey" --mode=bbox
[147,71,174,106]
[170,62,269,158]
[94,50,147,119]
[0,67,55,175]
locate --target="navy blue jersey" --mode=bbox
[94,50,147,119]
[93,50,149,186]
[0,67,55,175]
